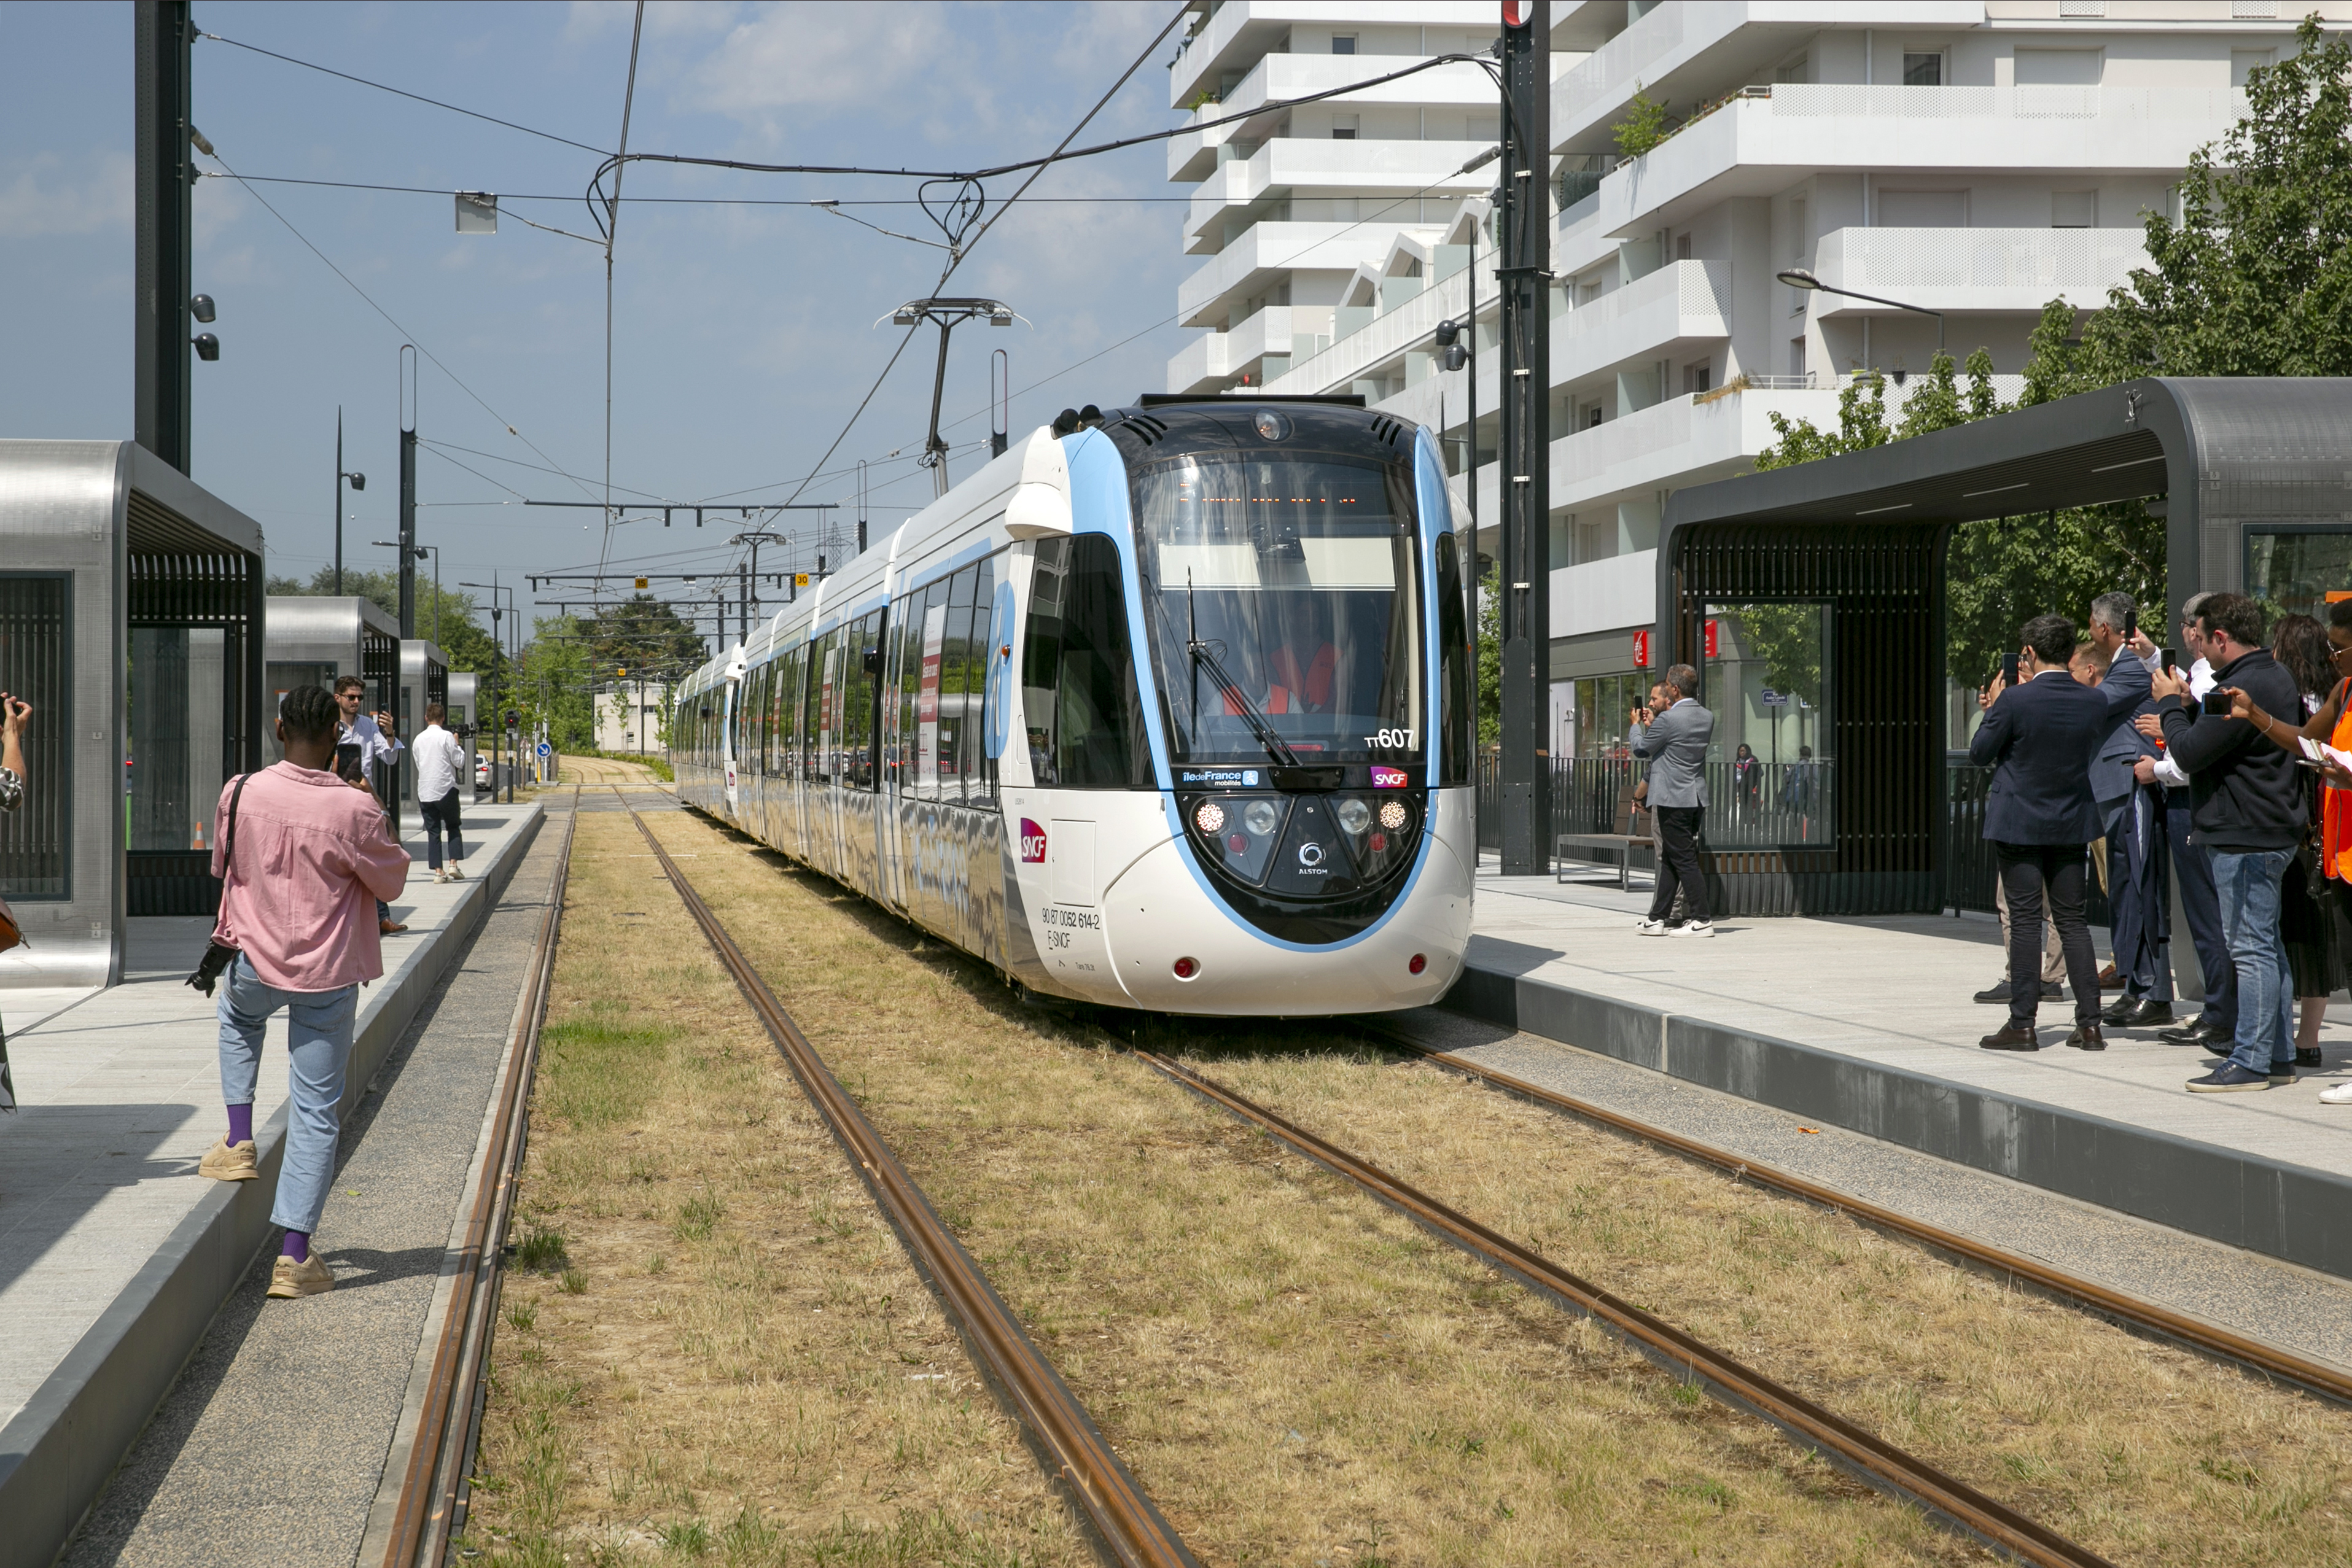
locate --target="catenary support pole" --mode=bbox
[398,346,418,640]
[1497,0,1551,875]
[134,0,195,474]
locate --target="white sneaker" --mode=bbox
[1670,920,1716,938]
[1635,918,1669,936]
[432,867,451,883]
[2320,1081,2352,1104]
[445,864,466,881]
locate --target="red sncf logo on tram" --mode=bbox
[1019,818,1048,863]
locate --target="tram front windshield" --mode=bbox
[1133,452,1423,772]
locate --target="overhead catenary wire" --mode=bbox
[200,173,1209,206]
[201,147,602,503]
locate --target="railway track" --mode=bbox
[613,791,1198,1568]
[1365,1023,2352,1410]
[1122,1045,2115,1568]
[379,786,580,1568]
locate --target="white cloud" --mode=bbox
[0,149,132,238]
[690,2,937,123]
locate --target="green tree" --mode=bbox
[1611,84,1669,158]
[517,596,711,754]
[1476,565,1501,750]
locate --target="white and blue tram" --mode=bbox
[671,398,1475,1015]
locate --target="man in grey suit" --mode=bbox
[2085,592,2171,1027]
[1630,662,1716,937]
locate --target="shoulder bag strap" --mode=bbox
[219,773,250,891]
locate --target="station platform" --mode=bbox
[1449,858,2352,1282]
[0,799,545,1568]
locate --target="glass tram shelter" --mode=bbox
[1649,376,2352,918]
[0,440,265,985]
[264,592,399,761]
[448,669,480,796]
[396,638,448,815]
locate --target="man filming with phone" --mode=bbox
[332,676,407,936]
[2151,591,2307,1092]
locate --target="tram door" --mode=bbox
[815,643,843,877]
[722,675,739,813]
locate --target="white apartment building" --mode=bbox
[1166,0,2340,756]
[593,681,669,755]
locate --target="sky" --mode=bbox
[1,0,1193,644]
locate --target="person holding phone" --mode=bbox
[1972,615,2147,1052]
[2151,592,2308,1091]
[2085,593,2170,1026]
[2135,594,2238,1050]
[332,675,408,935]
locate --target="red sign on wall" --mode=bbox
[1704,618,1719,659]
[1632,629,1650,667]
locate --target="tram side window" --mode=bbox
[1436,531,1471,785]
[936,568,979,804]
[1021,534,1152,788]
[780,646,805,781]
[803,631,835,783]
[965,553,1000,807]
[841,611,882,791]
[890,593,922,791]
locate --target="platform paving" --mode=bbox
[1453,859,2352,1279]
[0,796,547,1568]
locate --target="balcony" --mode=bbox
[1268,263,1484,400]
[1185,136,1498,249]
[1166,306,1303,395]
[1169,2,1499,108]
[1165,332,1230,397]
[1579,85,2245,238]
[1552,550,1659,642]
[1549,2,1977,156]
[1809,226,2152,317]
[1177,220,1396,328]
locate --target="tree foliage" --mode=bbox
[517,595,711,753]
[1611,85,1669,159]
[1476,564,1501,750]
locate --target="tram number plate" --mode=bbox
[1366,728,1417,750]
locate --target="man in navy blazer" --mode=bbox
[2085,592,2170,1026]
[1971,613,2148,1051]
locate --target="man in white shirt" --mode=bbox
[413,702,469,883]
[333,676,408,933]
[2132,593,2237,1048]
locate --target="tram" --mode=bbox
[671,397,1475,1015]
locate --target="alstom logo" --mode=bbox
[1019,818,1048,864]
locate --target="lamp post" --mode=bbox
[881,297,1022,497]
[1777,266,1944,357]
[461,578,518,801]
[374,540,439,645]
[335,407,365,595]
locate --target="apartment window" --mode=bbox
[1902,51,1943,87]
[2232,49,2275,87]
[1583,404,1603,430]
[1673,232,1693,262]
[1684,363,1713,397]
[2052,190,2097,228]
[1331,114,1359,141]
[1331,34,1357,55]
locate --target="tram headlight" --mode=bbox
[1243,799,1280,837]
[1194,801,1226,834]
[1379,799,1409,831]
[1335,798,1372,836]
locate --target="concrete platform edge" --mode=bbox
[0,804,547,1568]
[1443,960,2352,1281]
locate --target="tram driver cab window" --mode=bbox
[1021,534,1152,788]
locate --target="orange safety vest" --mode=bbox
[2326,680,2352,882]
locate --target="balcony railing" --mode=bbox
[1814,226,2152,299]
[1476,756,1835,855]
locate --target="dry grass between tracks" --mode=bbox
[1178,1044,2352,1567]
[647,808,1980,1568]
[463,809,1090,1568]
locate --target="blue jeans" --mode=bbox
[2212,848,2296,1075]
[216,954,358,1235]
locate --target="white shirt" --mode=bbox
[413,723,466,803]
[2152,656,2216,789]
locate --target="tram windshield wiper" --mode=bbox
[1187,639,1301,770]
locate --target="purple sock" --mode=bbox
[281,1230,309,1263]
[227,1103,253,1147]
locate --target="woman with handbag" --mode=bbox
[1,689,32,1112]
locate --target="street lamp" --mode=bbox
[374,540,440,645]
[879,297,1025,498]
[1777,266,1944,355]
[335,407,366,595]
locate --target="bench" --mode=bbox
[1555,782,1656,888]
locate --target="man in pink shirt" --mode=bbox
[197,685,410,1298]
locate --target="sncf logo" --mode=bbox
[1019,818,1048,864]
[1370,766,1410,789]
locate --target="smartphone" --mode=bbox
[2200,689,2232,716]
[334,742,363,782]
[2001,652,2020,686]
[2125,608,2139,640]
[2161,646,2179,673]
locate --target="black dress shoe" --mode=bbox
[2160,1019,2232,1047]
[2113,999,2175,1028]
[2298,1046,2324,1068]
[1980,1024,2041,1050]
[2066,1024,2106,1051]
[2100,996,2136,1025]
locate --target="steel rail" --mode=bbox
[1367,1028,2352,1409]
[617,794,1198,1568]
[381,785,581,1568]
[1128,1047,2114,1568]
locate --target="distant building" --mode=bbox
[1166,0,2325,755]
[593,681,669,754]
